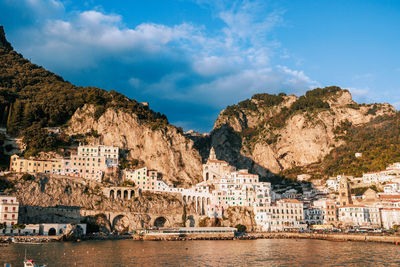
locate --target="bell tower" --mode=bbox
[209,147,217,160]
[338,176,353,206]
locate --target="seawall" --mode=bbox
[247,232,400,244]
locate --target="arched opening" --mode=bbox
[130,190,135,199]
[48,228,56,236]
[112,215,129,233]
[116,190,121,199]
[202,197,206,215]
[213,175,216,180]
[183,195,187,204]
[110,190,115,199]
[206,172,209,181]
[154,217,167,228]
[187,215,195,227]
[123,190,128,200]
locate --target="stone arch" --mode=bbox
[123,190,128,200]
[130,190,135,199]
[48,228,56,236]
[154,216,167,228]
[112,214,130,233]
[116,190,121,199]
[206,172,209,181]
[109,190,115,199]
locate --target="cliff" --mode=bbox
[66,105,203,186]
[205,87,395,180]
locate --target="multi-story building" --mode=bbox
[63,154,107,182]
[380,208,400,230]
[263,199,305,231]
[9,144,118,182]
[77,144,119,166]
[338,205,381,228]
[9,155,63,174]
[313,198,337,225]
[0,195,19,231]
[304,207,324,226]
[124,167,162,191]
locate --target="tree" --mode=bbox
[12,223,25,234]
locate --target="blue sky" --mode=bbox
[1,0,400,132]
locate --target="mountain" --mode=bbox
[193,87,396,182]
[1,25,399,184]
[0,26,202,185]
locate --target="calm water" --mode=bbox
[1,239,400,266]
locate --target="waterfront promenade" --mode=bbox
[3,232,400,244]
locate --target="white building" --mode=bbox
[380,208,400,230]
[338,205,381,227]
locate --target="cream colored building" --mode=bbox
[255,199,305,231]
[78,144,119,166]
[9,155,63,174]
[124,167,162,191]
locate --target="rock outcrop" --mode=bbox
[66,105,203,186]
[206,88,395,178]
[0,26,13,50]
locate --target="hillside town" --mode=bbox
[3,144,400,237]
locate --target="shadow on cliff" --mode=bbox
[192,124,303,186]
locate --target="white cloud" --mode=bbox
[10,0,319,110]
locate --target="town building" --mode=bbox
[77,144,119,167]
[338,205,381,228]
[380,208,400,230]
[0,195,19,234]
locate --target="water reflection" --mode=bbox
[1,239,400,266]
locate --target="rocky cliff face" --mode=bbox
[66,105,203,186]
[206,88,395,178]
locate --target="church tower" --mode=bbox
[338,176,353,206]
[209,147,217,160]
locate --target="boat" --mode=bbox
[23,250,47,267]
[23,258,47,267]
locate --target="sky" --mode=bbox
[1,0,400,132]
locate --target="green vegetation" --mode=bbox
[0,176,14,192]
[21,173,34,181]
[321,113,400,177]
[0,46,169,136]
[120,180,135,187]
[21,123,70,157]
[221,87,343,151]
[0,133,9,169]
